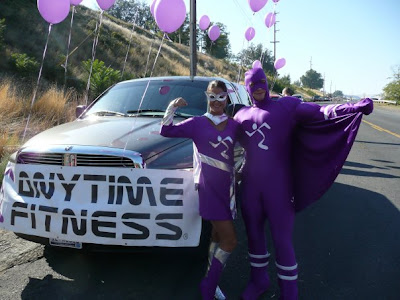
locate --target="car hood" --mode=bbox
[23,116,193,168]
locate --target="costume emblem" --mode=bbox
[245,122,271,150]
[209,136,233,159]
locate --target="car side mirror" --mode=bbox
[226,103,245,117]
[76,105,87,118]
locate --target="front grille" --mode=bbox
[17,153,63,165]
[17,152,136,168]
[76,154,135,167]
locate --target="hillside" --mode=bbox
[0,0,240,98]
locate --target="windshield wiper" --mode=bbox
[174,112,193,118]
[126,109,193,118]
[126,109,165,117]
[90,110,127,117]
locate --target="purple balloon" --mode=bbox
[199,15,210,31]
[37,0,70,24]
[208,25,220,42]
[252,60,262,69]
[96,0,116,10]
[265,12,276,28]
[248,0,268,13]
[155,0,187,34]
[245,27,256,41]
[70,0,83,6]
[150,0,157,17]
[274,57,286,70]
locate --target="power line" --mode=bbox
[231,0,254,25]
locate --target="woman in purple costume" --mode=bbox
[234,67,373,300]
[160,80,240,300]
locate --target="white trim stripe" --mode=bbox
[323,104,340,120]
[277,274,298,281]
[275,262,298,271]
[332,105,339,117]
[249,252,271,259]
[323,106,330,120]
[250,261,269,268]
[198,152,232,173]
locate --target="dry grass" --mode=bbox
[0,79,25,119]
[0,79,79,161]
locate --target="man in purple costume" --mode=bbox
[233,67,373,300]
[160,80,240,300]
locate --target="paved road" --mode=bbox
[0,104,399,299]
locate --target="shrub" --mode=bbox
[10,53,39,78]
[82,59,121,98]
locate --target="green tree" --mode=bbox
[235,43,275,75]
[108,0,156,31]
[82,59,121,97]
[201,23,231,59]
[332,90,344,97]
[300,69,324,89]
[383,65,400,104]
[293,80,301,87]
[279,75,291,87]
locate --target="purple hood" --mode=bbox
[245,67,270,107]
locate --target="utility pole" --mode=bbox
[270,12,279,62]
[309,56,313,70]
[189,0,197,79]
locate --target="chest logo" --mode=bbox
[245,122,271,150]
[209,136,233,159]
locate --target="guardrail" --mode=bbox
[372,99,397,105]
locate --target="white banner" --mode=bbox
[0,163,201,247]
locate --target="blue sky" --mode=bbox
[81,0,400,97]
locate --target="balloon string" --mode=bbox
[22,23,53,142]
[122,33,165,154]
[144,40,154,77]
[121,78,151,154]
[64,6,75,91]
[84,10,104,105]
[121,13,138,80]
[236,39,246,84]
[149,33,165,78]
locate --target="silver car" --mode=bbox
[0,76,247,251]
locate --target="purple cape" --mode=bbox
[292,112,363,211]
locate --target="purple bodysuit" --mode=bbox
[234,67,373,300]
[161,112,240,221]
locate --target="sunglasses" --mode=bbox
[205,91,228,102]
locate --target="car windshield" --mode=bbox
[85,79,209,117]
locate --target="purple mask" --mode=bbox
[245,67,270,106]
